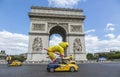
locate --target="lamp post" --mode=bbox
[73,43,75,60]
[74,50,75,60]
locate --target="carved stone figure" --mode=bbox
[73,38,82,52]
[32,37,43,52]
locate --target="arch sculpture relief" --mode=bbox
[32,37,43,52]
[73,38,82,52]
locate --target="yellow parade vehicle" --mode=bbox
[47,59,78,72]
[9,60,22,66]
[46,42,79,72]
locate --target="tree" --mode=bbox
[87,53,94,60]
[11,55,27,62]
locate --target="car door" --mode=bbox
[55,64,69,71]
[61,64,70,71]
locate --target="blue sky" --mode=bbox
[0,0,120,55]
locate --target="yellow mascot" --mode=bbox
[45,42,69,62]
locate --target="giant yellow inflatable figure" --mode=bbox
[45,42,69,62]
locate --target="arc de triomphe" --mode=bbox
[27,6,87,61]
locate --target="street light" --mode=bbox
[73,43,75,60]
[74,50,75,60]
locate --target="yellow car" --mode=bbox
[47,60,78,72]
[9,60,22,66]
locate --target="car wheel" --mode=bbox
[70,67,75,72]
[49,68,54,72]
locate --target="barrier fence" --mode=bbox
[1,60,120,64]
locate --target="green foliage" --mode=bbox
[87,53,95,60]
[11,55,27,62]
[107,53,120,60]
[87,51,120,60]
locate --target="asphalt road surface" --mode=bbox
[0,63,120,77]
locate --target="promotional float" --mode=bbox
[45,42,79,72]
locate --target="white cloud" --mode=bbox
[48,0,86,8]
[0,30,28,55]
[105,23,115,32]
[49,34,62,46]
[85,34,120,53]
[85,35,99,50]
[105,33,115,39]
[85,29,95,34]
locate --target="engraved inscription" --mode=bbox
[70,25,82,32]
[32,23,45,31]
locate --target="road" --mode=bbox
[0,63,120,77]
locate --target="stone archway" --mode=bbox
[27,6,87,61]
[49,26,67,55]
[49,26,66,42]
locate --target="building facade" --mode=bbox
[27,6,87,61]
